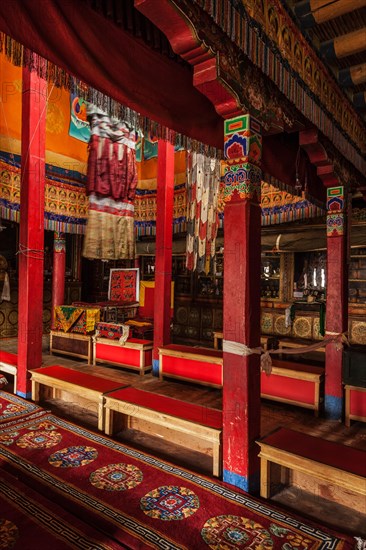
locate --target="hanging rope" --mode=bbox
[223,333,349,376]
[16,244,45,260]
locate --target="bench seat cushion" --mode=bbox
[0,351,18,366]
[262,427,366,477]
[31,366,124,393]
[107,387,222,429]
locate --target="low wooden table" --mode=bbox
[159,344,223,388]
[257,427,366,499]
[30,365,127,431]
[50,330,93,363]
[345,384,366,426]
[93,337,153,375]
[261,359,324,416]
[104,387,222,476]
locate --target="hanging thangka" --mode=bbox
[186,152,221,273]
[82,106,137,260]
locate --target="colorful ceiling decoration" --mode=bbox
[192,0,366,174]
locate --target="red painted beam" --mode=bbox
[153,140,175,366]
[17,57,47,396]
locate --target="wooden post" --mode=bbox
[51,232,66,329]
[153,140,174,374]
[17,55,47,397]
[325,186,348,420]
[222,115,262,493]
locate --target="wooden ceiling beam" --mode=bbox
[320,28,366,60]
[295,0,366,28]
[339,63,366,87]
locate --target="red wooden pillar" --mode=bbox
[17,56,47,397]
[222,115,262,493]
[51,232,66,329]
[324,186,348,419]
[153,139,174,374]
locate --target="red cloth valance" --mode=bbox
[0,0,223,148]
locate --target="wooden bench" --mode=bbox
[261,359,324,416]
[93,337,153,375]
[257,427,366,499]
[345,385,366,427]
[159,344,223,388]
[0,351,18,393]
[30,365,127,431]
[104,386,222,476]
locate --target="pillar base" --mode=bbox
[223,469,260,494]
[324,394,343,420]
[16,390,32,400]
[152,359,160,377]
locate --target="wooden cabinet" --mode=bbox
[349,249,366,305]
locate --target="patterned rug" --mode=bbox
[0,468,121,549]
[0,409,355,550]
[0,390,47,427]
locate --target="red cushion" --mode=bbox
[0,351,18,366]
[108,387,222,429]
[261,427,366,478]
[31,366,125,393]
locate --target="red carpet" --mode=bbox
[0,468,122,549]
[0,396,356,550]
[0,390,47,427]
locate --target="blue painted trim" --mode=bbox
[324,395,343,420]
[16,391,32,399]
[152,359,160,377]
[223,469,260,494]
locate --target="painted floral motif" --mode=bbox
[1,404,23,416]
[201,515,273,549]
[140,486,199,521]
[89,463,143,491]
[49,446,98,468]
[0,432,18,446]
[0,518,19,548]
[16,430,62,449]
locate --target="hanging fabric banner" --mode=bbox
[82,107,137,260]
[186,152,221,273]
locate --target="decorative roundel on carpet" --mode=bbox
[49,446,98,468]
[89,463,143,491]
[0,432,19,446]
[16,430,62,449]
[201,515,273,549]
[140,485,200,521]
[0,518,19,548]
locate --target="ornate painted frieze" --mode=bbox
[326,186,345,237]
[223,114,262,203]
